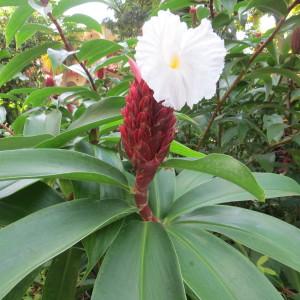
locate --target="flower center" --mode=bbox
[169,54,181,69]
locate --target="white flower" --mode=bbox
[28,0,52,18]
[135,10,226,110]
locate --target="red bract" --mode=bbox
[44,76,55,87]
[120,78,176,222]
[96,68,105,79]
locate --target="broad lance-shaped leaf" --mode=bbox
[168,223,283,300]
[0,134,53,151]
[163,154,265,202]
[0,199,135,298]
[24,86,91,107]
[64,14,102,32]
[5,4,33,45]
[149,169,176,219]
[0,149,128,188]
[178,205,300,273]
[37,97,124,148]
[82,221,123,282]
[170,140,205,159]
[42,248,82,300]
[92,221,187,300]
[0,179,39,199]
[245,0,288,16]
[0,42,61,87]
[168,172,300,220]
[0,1,28,6]
[78,39,123,65]
[16,23,53,49]
[52,0,115,16]
[0,182,63,226]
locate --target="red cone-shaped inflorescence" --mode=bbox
[120,78,176,222]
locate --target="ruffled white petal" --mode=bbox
[135,11,226,110]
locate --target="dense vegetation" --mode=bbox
[0,0,300,299]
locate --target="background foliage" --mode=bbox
[0,0,300,299]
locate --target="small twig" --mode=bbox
[267,134,298,151]
[197,0,300,149]
[47,12,97,92]
[0,123,14,135]
[209,0,214,18]
[246,131,300,165]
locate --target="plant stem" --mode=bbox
[197,0,300,149]
[47,12,97,92]
[135,172,159,222]
[209,0,214,18]
[0,123,14,135]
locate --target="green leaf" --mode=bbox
[159,0,192,11]
[197,6,210,20]
[246,67,300,86]
[0,199,134,298]
[179,205,300,273]
[175,170,213,200]
[0,0,27,6]
[43,248,82,300]
[52,0,113,16]
[175,112,201,127]
[149,169,176,219]
[0,134,53,151]
[107,80,130,97]
[16,23,52,49]
[170,141,206,159]
[0,49,11,60]
[73,142,125,200]
[0,181,63,226]
[24,110,62,136]
[38,97,124,148]
[280,15,300,32]
[168,223,282,300]
[0,42,60,88]
[163,154,265,202]
[5,4,33,46]
[168,172,300,220]
[94,55,127,71]
[92,221,187,300]
[212,12,232,29]
[246,0,288,16]
[263,114,285,143]
[78,39,123,65]
[0,179,38,199]
[64,14,102,32]
[82,221,123,282]
[0,149,127,188]
[255,153,276,172]
[24,86,88,107]
[266,124,285,143]
[220,0,237,14]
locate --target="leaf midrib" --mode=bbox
[168,229,238,300]
[179,220,300,269]
[139,223,148,300]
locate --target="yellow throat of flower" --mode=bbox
[169,54,181,69]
